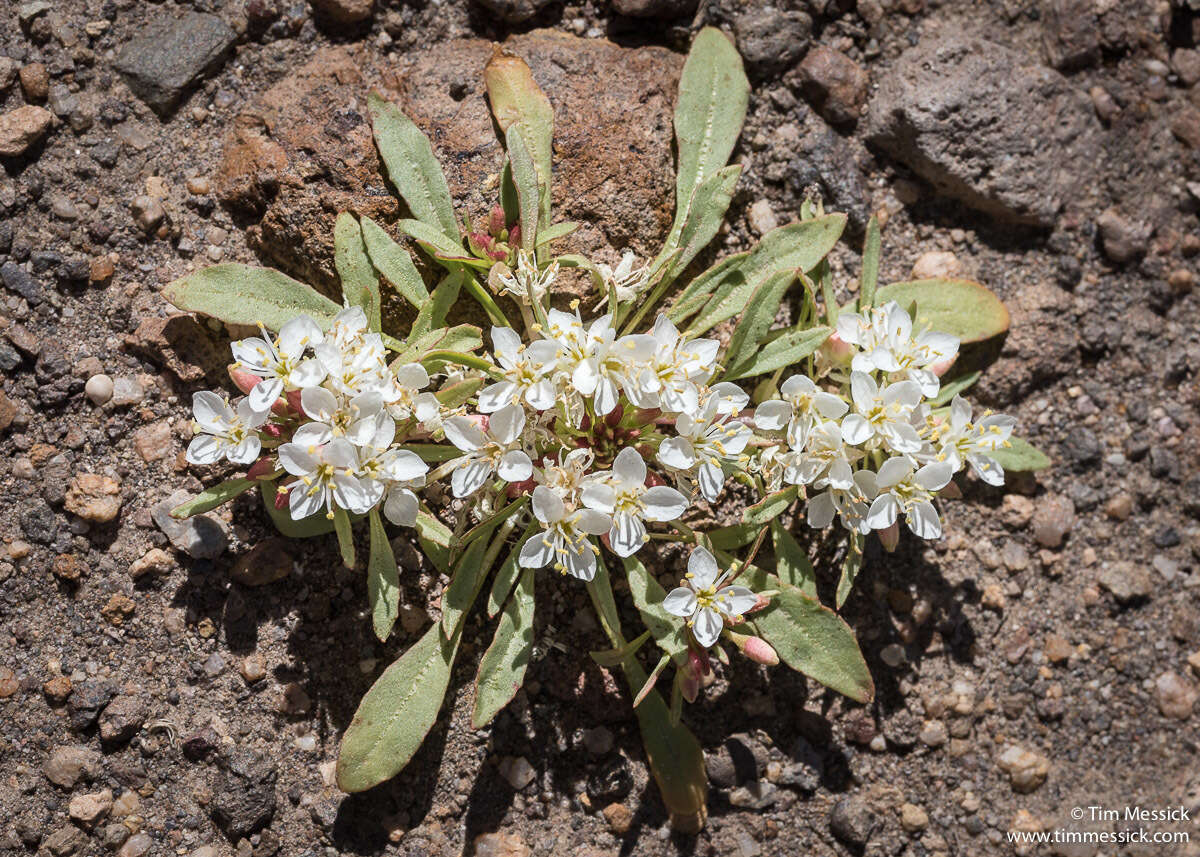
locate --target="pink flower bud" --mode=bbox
[259,423,283,440]
[505,478,536,499]
[508,223,522,248]
[878,521,900,553]
[931,355,958,377]
[274,484,290,510]
[820,331,854,365]
[285,389,304,415]
[741,636,779,666]
[246,457,275,479]
[747,594,772,614]
[688,647,711,678]
[680,671,699,704]
[228,366,260,395]
[940,479,963,500]
[489,205,507,237]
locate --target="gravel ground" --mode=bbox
[1,0,1199,855]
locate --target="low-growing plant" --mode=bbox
[163,28,1048,829]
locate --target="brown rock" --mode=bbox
[124,313,235,384]
[231,537,294,586]
[1155,671,1197,720]
[99,694,147,745]
[798,45,868,127]
[1174,48,1200,87]
[216,35,681,298]
[603,802,634,834]
[239,654,267,683]
[1040,0,1100,70]
[0,105,55,158]
[19,62,49,101]
[101,593,136,626]
[65,473,122,523]
[129,548,173,579]
[1172,105,1200,150]
[1031,494,1074,548]
[473,832,531,857]
[0,390,16,431]
[44,745,102,788]
[910,250,962,279]
[996,745,1050,793]
[1043,635,1072,664]
[44,675,73,704]
[89,256,115,284]
[69,789,113,830]
[133,421,174,462]
[0,665,18,698]
[52,553,86,581]
[1001,494,1034,529]
[1097,209,1148,264]
[311,0,374,25]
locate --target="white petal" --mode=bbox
[687,547,720,589]
[806,491,836,529]
[192,391,232,431]
[300,386,339,421]
[581,482,616,514]
[289,358,327,389]
[641,486,687,522]
[692,607,723,648]
[839,414,873,446]
[875,456,913,489]
[718,585,758,616]
[753,400,792,431]
[531,485,565,524]
[575,509,613,536]
[608,511,646,557]
[477,381,518,414]
[906,500,942,539]
[248,377,285,413]
[662,587,697,618]
[451,458,492,497]
[292,422,332,447]
[289,482,325,519]
[230,337,272,371]
[813,391,849,420]
[524,380,558,412]
[443,417,487,452]
[865,494,900,530]
[488,404,525,445]
[186,435,225,465]
[226,436,261,465]
[496,450,533,483]
[561,539,597,581]
[849,371,877,409]
[278,315,323,357]
[519,528,556,568]
[277,443,317,477]
[491,325,522,361]
[332,473,372,515]
[697,460,724,503]
[387,449,430,482]
[914,461,954,492]
[612,446,646,485]
[969,454,1005,486]
[383,488,419,526]
[656,437,696,471]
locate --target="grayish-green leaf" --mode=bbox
[397,219,486,269]
[484,49,553,232]
[771,521,816,598]
[859,214,881,310]
[535,221,579,247]
[261,483,335,538]
[722,269,795,379]
[336,621,459,792]
[171,477,256,519]
[505,123,540,249]
[361,216,429,310]
[412,270,462,339]
[368,510,400,642]
[989,436,1051,472]
[472,567,535,728]
[333,507,355,568]
[624,556,689,664]
[653,164,741,289]
[870,279,1010,343]
[368,92,459,240]
[334,213,381,331]
[488,526,535,618]
[929,370,981,407]
[441,520,501,639]
[163,264,340,332]
[835,531,864,609]
[707,522,761,551]
[745,565,874,703]
[742,485,798,526]
[725,326,831,381]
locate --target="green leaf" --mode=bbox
[484,48,553,232]
[505,123,540,250]
[651,165,741,295]
[260,483,335,538]
[706,521,761,551]
[745,565,874,703]
[623,556,689,664]
[361,216,429,310]
[771,521,816,598]
[333,507,356,569]
[859,214,881,310]
[725,326,831,381]
[685,215,847,336]
[472,567,536,728]
[396,324,484,366]
[334,213,381,332]
[871,279,1010,343]
[415,510,452,548]
[336,621,460,792]
[435,376,483,409]
[590,630,652,667]
[742,485,798,526]
[535,221,579,247]
[671,27,748,258]
[488,526,534,618]
[367,510,400,643]
[440,520,502,639]
[412,270,462,339]
[835,531,864,609]
[397,219,486,269]
[403,443,462,463]
[170,477,256,518]
[723,269,796,379]
[989,436,1051,471]
[668,252,746,325]
[163,264,340,332]
[368,92,459,241]
[929,370,981,407]
[818,258,837,327]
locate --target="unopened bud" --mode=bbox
[259,423,283,440]
[274,484,290,510]
[229,366,260,395]
[931,355,957,377]
[508,223,522,249]
[246,457,275,479]
[489,205,507,236]
[940,479,963,500]
[285,388,304,415]
[878,521,900,553]
[819,331,854,365]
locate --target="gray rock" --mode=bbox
[1041,0,1100,70]
[705,734,765,789]
[211,752,278,838]
[1031,494,1074,548]
[830,796,877,847]
[1,261,43,304]
[777,737,823,790]
[152,490,229,559]
[67,679,116,731]
[1097,562,1152,604]
[472,0,554,23]
[99,694,147,746]
[611,0,696,15]
[866,36,1098,226]
[787,112,871,231]
[39,825,86,856]
[733,7,812,75]
[1096,209,1148,263]
[112,12,236,117]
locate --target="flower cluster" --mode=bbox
[186,288,1015,651]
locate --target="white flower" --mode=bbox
[544,311,653,415]
[864,456,954,539]
[518,485,611,580]
[536,448,594,504]
[186,392,268,465]
[478,326,559,413]
[837,302,959,396]
[581,447,689,557]
[662,547,758,648]
[352,414,429,526]
[293,388,384,447]
[277,438,373,520]
[495,249,558,305]
[384,361,434,423]
[597,250,650,304]
[840,371,925,454]
[807,469,876,534]
[930,396,1015,486]
[314,332,392,400]
[657,393,752,502]
[624,315,718,414]
[753,375,848,448]
[230,317,326,411]
[326,305,370,350]
[782,420,858,488]
[442,404,533,497]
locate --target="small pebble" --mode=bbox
[85,374,114,405]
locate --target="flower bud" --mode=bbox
[819,331,854,366]
[687,647,711,678]
[878,521,900,553]
[931,355,958,377]
[508,223,522,249]
[274,484,290,510]
[246,457,275,479]
[260,423,283,440]
[285,389,304,415]
[679,670,699,704]
[940,479,963,500]
[489,205,507,237]
[229,366,260,395]
[748,593,772,614]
